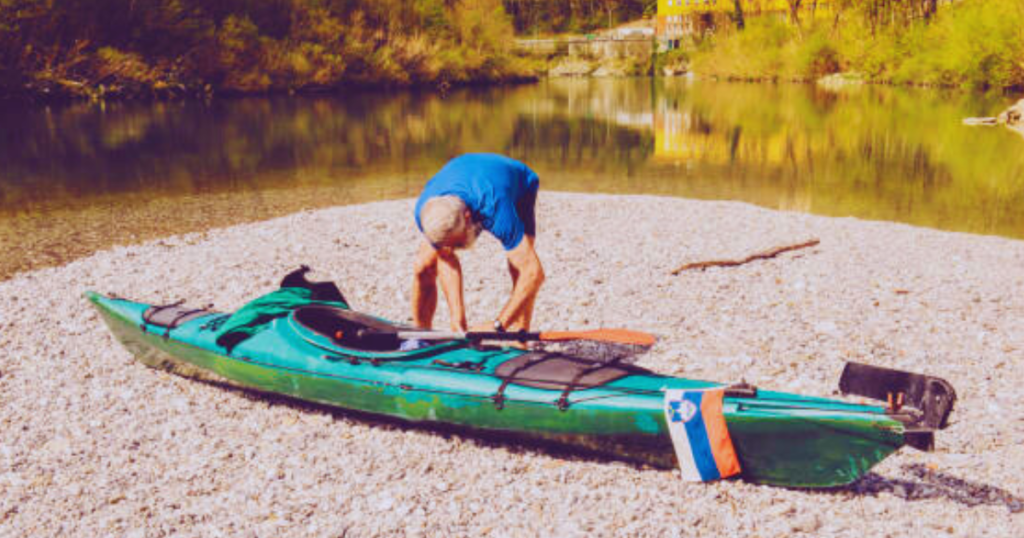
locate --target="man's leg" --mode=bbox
[512,187,539,331]
[505,235,538,331]
[412,240,439,329]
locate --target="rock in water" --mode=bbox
[997,98,1024,127]
[964,99,1024,136]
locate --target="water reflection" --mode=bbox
[645,80,1024,237]
[1,79,1022,278]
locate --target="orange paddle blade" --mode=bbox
[538,328,656,346]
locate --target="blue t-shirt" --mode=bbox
[415,154,540,251]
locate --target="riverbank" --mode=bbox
[0,0,534,103]
[0,182,418,281]
[1,193,1023,535]
[0,64,538,104]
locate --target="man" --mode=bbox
[412,153,544,335]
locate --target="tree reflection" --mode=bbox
[1,79,1023,242]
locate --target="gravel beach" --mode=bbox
[2,193,1023,536]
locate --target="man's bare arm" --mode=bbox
[411,240,440,329]
[436,247,468,331]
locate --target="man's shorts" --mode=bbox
[516,187,538,238]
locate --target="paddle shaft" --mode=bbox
[393,328,656,346]
[397,330,540,342]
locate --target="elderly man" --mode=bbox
[412,153,544,335]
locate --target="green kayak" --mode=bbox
[86,275,955,488]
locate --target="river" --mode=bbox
[1,78,1022,280]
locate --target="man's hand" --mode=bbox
[467,321,529,349]
[469,322,496,333]
[412,240,468,332]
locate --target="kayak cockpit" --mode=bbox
[290,304,439,353]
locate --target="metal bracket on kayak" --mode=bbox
[724,382,758,399]
[839,361,957,451]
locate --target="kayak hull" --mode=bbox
[88,291,913,487]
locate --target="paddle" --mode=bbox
[392,328,657,347]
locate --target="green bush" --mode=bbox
[95,47,162,86]
[797,27,840,79]
[213,15,268,91]
[916,0,1024,89]
[656,48,690,75]
[692,0,1024,89]
[692,17,796,81]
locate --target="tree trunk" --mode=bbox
[731,0,745,30]
[787,0,803,30]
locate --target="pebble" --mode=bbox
[1,194,1022,536]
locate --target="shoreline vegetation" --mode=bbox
[0,0,539,102]
[2,0,1021,103]
[683,0,1024,92]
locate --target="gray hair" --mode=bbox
[421,195,470,246]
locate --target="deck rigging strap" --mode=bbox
[555,355,626,411]
[140,299,184,330]
[161,307,213,339]
[492,353,555,410]
[141,300,218,339]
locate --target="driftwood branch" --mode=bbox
[671,239,820,275]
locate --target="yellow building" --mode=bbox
[657,0,827,46]
[657,0,730,46]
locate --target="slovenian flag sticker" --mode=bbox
[664,388,741,482]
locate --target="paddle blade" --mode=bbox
[538,328,656,347]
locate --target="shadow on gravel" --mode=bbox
[841,465,1024,513]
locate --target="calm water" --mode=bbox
[1,78,1022,277]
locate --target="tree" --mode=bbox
[785,0,802,30]
[731,0,746,30]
